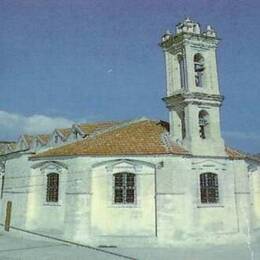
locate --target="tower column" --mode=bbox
[183,104,200,151]
[169,109,183,142]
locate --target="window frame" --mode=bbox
[1,175,4,199]
[38,162,67,207]
[46,172,59,203]
[113,172,137,206]
[199,172,219,205]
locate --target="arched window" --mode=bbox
[200,173,219,203]
[199,110,209,139]
[46,173,59,202]
[194,53,205,87]
[114,172,136,204]
[178,54,185,89]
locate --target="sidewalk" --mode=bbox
[0,231,135,260]
[0,229,259,260]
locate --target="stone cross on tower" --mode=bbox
[160,18,226,156]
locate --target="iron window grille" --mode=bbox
[1,175,4,199]
[200,173,219,204]
[46,173,59,202]
[114,172,136,204]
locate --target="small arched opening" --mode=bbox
[199,110,209,139]
[194,53,205,88]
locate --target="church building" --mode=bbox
[0,18,259,247]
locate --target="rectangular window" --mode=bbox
[114,173,136,204]
[1,175,4,199]
[46,173,59,202]
[200,173,219,204]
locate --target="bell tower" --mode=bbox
[160,18,226,156]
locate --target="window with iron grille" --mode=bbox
[114,172,136,204]
[46,173,59,202]
[1,175,4,199]
[200,173,219,204]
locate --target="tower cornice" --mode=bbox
[160,32,220,51]
[162,92,224,109]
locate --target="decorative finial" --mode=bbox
[206,25,216,37]
[160,30,173,48]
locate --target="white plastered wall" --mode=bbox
[0,153,256,247]
[0,154,32,228]
[249,164,260,230]
[90,160,156,237]
[26,161,67,233]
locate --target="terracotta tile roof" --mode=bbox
[32,119,189,158]
[8,142,17,150]
[23,135,34,146]
[246,155,260,163]
[225,147,260,163]
[225,146,246,160]
[78,121,122,135]
[0,144,7,155]
[21,119,258,162]
[0,141,16,155]
[37,134,49,144]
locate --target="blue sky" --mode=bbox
[0,0,259,153]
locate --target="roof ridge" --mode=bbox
[77,117,151,127]
[23,134,34,137]
[225,146,246,156]
[57,127,71,131]
[161,132,189,154]
[78,120,121,126]
[84,117,151,140]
